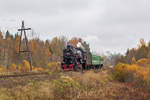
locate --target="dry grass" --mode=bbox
[0,68,149,100]
[0,81,54,100]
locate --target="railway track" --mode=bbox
[0,72,49,78]
[0,66,111,79]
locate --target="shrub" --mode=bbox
[18,60,31,72]
[47,62,61,71]
[131,57,136,64]
[53,76,80,99]
[134,67,150,88]
[113,63,129,82]
[0,66,6,72]
[23,60,30,71]
[113,63,138,82]
[113,62,150,88]
[32,67,43,72]
[18,65,24,72]
[9,64,17,71]
[136,58,150,67]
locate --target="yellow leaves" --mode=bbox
[9,64,17,71]
[134,67,150,87]
[136,67,150,79]
[0,67,6,72]
[23,60,30,70]
[113,63,128,82]
[136,58,150,67]
[0,60,45,72]
[114,63,127,72]
[127,64,138,72]
[61,76,74,83]
[18,65,24,71]
[53,75,80,99]
[114,62,150,87]
[47,62,60,71]
[131,57,136,64]
[114,63,140,82]
[32,67,43,72]
[18,60,31,72]
[30,40,34,53]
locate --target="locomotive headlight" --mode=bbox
[66,53,70,56]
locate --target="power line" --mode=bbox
[18,21,32,71]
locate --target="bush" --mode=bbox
[47,62,61,71]
[0,66,6,72]
[23,60,30,71]
[136,58,150,67]
[113,63,137,82]
[134,67,150,88]
[32,67,44,72]
[53,76,80,99]
[113,62,150,88]
[9,64,17,71]
[18,60,31,72]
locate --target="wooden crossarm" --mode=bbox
[18,28,31,31]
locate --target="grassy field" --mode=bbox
[0,67,149,100]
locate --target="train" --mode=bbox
[61,43,104,71]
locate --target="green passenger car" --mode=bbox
[91,54,104,65]
[90,53,104,68]
[83,41,104,69]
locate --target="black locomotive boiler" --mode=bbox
[61,45,87,71]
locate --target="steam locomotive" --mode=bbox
[61,44,104,71]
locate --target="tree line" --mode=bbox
[106,38,150,65]
[0,30,91,70]
[0,30,68,69]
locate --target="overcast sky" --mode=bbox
[0,0,150,54]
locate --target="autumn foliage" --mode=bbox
[113,61,150,88]
[47,62,61,71]
[0,66,6,72]
[0,30,68,71]
[9,64,17,71]
[112,39,150,89]
[32,67,44,72]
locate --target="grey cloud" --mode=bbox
[0,0,150,54]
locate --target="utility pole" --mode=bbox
[18,21,32,71]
